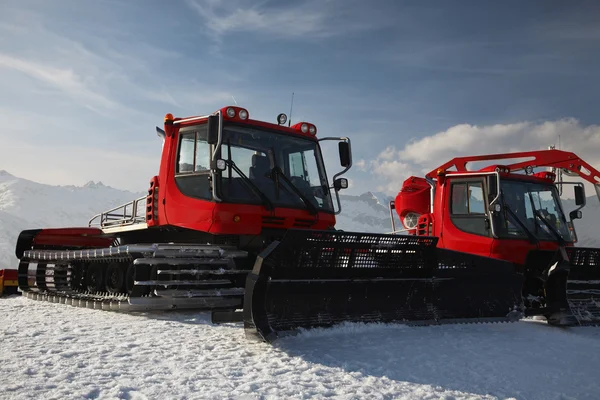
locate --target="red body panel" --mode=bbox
[394,177,430,218]
[33,228,113,248]
[0,269,17,281]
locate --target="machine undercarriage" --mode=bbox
[18,241,249,312]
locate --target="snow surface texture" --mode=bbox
[1,296,599,400]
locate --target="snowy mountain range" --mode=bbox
[0,170,598,267]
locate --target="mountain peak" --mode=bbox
[83,181,106,189]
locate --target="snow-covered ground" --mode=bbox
[1,296,599,400]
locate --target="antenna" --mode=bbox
[232,96,238,106]
[288,92,294,127]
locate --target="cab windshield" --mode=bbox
[217,123,334,213]
[496,179,571,242]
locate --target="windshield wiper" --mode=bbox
[221,160,274,211]
[533,210,566,245]
[503,204,538,244]
[499,190,537,243]
[270,166,318,216]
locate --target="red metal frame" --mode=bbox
[426,149,600,185]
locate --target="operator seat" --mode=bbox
[249,154,271,181]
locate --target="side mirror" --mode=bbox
[574,185,585,206]
[338,142,351,168]
[207,114,219,145]
[334,178,348,191]
[570,209,582,220]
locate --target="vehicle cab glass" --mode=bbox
[494,179,572,242]
[216,123,334,213]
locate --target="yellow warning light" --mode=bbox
[437,169,446,176]
[233,215,241,223]
[164,113,174,122]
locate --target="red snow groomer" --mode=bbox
[0,269,19,296]
[391,149,600,327]
[14,105,530,342]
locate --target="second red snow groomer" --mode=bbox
[392,149,600,326]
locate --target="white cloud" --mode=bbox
[366,119,600,195]
[185,0,388,40]
[0,53,119,113]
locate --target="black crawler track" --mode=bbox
[17,243,249,311]
[244,230,525,342]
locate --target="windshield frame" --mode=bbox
[495,178,573,243]
[213,121,335,214]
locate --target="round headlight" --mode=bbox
[403,212,420,229]
[301,123,309,133]
[239,109,248,120]
[226,107,236,118]
[309,125,316,135]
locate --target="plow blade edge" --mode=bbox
[243,230,524,342]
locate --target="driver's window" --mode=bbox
[450,180,489,237]
[177,131,209,173]
[175,127,211,200]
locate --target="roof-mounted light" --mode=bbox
[277,113,287,125]
[291,122,317,136]
[533,171,556,182]
[221,106,250,121]
[164,113,174,122]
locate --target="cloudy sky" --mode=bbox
[1,0,600,195]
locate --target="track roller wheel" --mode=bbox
[70,263,85,291]
[85,264,105,292]
[35,263,48,291]
[105,263,125,294]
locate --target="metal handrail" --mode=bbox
[88,195,147,228]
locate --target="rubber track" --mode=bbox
[18,243,248,311]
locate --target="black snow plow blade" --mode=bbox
[244,230,524,342]
[564,247,600,326]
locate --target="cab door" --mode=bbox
[440,177,493,257]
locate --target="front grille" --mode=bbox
[262,216,285,226]
[293,218,316,228]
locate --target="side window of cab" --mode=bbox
[175,125,212,200]
[450,180,489,236]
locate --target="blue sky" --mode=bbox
[1,0,600,195]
